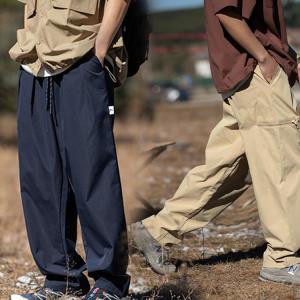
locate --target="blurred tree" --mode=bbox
[0,77,16,112]
[0,4,22,113]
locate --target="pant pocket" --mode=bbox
[279,116,300,182]
[292,116,300,147]
[253,64,281,86]
[253,70,298,126]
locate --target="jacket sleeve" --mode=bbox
[206,0,256,19]
[242,0,256,19]
[207,0,239,15]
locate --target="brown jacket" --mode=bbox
[204,0,298,93]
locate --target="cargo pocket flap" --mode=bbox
[52,0,98,14]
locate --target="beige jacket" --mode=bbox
[9,0,128,85]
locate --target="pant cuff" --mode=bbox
[263,256,300,269]
[94,277,129,298]
[143,216,182,246]
[44,274,90,295]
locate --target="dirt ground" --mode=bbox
[1,99,300,299]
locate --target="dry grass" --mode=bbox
[1,101,300,299]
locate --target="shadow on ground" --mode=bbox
[128,244,267,299]
[182,243,267,267]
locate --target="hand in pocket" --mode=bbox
[258,54,279,84]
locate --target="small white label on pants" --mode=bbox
[108,106,115,115]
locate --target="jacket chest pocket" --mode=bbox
[25,0,36,18]
[52,0,99,15]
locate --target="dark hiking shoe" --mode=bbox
[10,288,69,300]
[84,287,126,300]
[130,221,176,275]
[259,264,300,285]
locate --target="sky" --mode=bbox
[147,0,203,12]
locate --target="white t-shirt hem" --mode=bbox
[21,64,67,77]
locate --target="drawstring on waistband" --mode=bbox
[45,77,58,127]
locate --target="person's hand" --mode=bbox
[94,38,107,67]
[258,53,279,83]
[95,51,105,67]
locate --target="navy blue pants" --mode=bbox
[17,52,130,297]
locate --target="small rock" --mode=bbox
[129,277,151,295]
[17,276,31,285]
[136,278,145,284]
[30,285,38,289]
[159,198,167,205]
[27,272,39,277]
[193,227,213,239]
[0,272,4,278]
[178,262,188,269]
[217,246,225,253]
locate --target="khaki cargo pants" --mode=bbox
[143,66,300,268]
